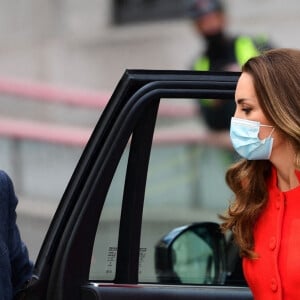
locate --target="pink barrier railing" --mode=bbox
[0,76,110,108]
[0,117,91,147]
[0,77,236,148]
[0,76,204,147]
[0,76,197,117]
[0,116,232,149]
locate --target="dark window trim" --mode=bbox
[112,0,188,25]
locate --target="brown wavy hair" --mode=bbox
[220,48,300,258]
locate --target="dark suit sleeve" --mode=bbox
[4,171,33,295]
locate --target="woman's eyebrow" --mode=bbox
[236,98,246,104]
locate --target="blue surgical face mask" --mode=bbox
[230,117,275,160]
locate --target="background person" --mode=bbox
[187,0,273,133]
[0,170,33,299]
[221,48,300,299]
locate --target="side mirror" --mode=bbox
[155,222,226,285]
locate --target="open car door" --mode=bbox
[21,70,252,300]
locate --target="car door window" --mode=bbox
[88,98,235,285]
[89,144,130,281]
[139,98,233,284]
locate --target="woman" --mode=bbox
[221,48,300,299]
[0,170,33,299]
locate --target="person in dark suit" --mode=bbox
[0,170,33,299]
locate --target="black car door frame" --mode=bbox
[23,70,252,300]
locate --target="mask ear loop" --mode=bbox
[260,124,275,138]
[268,127,275,138]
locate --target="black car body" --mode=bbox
[20,70,252,300]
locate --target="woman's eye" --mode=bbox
[242,107,252,115]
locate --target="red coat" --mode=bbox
[243,167,300,299]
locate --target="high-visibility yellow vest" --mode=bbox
[193,36,261,71]
[193,36,262,106]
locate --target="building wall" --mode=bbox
[0,0,298,92]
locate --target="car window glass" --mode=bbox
[172,230,214,284]
[138,98,234,284]
[89,145,130,281]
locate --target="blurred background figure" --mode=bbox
[187,0,273,133]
